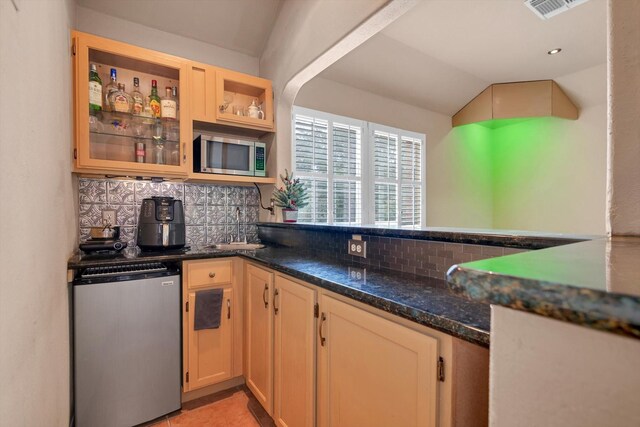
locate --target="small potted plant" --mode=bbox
[272,169,309,223]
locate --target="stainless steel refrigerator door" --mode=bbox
[74,275,181,427]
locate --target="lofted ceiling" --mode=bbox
[75,0,282,57]
[317,0,607,115]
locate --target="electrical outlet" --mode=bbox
[102,209,117,226]
[348,239,366,258]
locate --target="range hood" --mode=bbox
[452,80,578,127]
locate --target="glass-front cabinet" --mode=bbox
[73,31,188,177]
[215,69,274,131]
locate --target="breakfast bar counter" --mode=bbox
[447,237,640,340]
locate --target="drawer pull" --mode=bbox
[227,299,231,319]
[263,284,269,308]
[209,272,216,278]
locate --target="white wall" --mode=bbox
[295,77,495,228]
[75,5,259,75]
[491,64,607,235]
[490,307,640,426]
[0,0,77,424]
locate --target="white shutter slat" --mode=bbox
[374,131,398,179]
[295,115,328,173]
[333,180,361,225]
[332,123,361,178]
[401,184,421,228]
[298,177,328,223]
[374,183,398,227]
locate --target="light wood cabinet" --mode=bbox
[72,31,276,183]
[183,259,242,393]
[273,276,317,427]
[317,294,439,427]
[185,287,233,390]
[215,69,275,131]
[72,31,189,177]
[244,263,275,414]
[452,80,578,127]
[189,62,216,123]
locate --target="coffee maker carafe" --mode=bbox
[137,196,186,250]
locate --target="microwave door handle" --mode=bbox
[250,144,255,176]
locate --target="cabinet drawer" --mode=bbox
[185,259,233,289]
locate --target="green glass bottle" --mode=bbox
[89,63,102,114]
[149,80,161,118]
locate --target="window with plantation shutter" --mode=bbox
[293,107,424,227]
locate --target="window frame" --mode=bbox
[292,106,426,228]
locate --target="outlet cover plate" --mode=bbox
[102,209,117,226]
[348,239,366,258]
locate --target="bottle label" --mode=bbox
[132,95,144,115]
[161,100,177,119]
[89,81,102,108]
[113,94,129,113]
[150,99,161,118]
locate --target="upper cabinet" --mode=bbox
[215,69,274,131]
[72,31,189,177]
[189,62,217,123]
[189,63,275,132]
[72,31,275,182]
[452,80,579,127]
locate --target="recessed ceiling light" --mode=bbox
[548,48,562,55]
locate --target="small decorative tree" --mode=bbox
[272,169,309,222]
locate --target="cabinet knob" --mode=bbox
[209,272,216,278]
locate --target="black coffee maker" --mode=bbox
[137,196,186,250]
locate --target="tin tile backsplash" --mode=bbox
[78,177,261,247]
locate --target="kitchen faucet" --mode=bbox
[230,206,246,244]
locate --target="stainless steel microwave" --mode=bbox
[193,134,266,177]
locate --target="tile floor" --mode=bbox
[144,386,275,427]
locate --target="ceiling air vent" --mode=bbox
[525,0,590,20]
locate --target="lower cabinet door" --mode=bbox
[245,264,274,414]
[185,287,233,391]
[317,295,439,427]
[273,276,317,427]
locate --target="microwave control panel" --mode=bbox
[255,144,266,177]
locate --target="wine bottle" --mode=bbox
[89,63,102,115]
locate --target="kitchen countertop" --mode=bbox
[447,237,640,340]
[256,222,595,249]
[69,246,491,347]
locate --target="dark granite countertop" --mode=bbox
[256,222,596,250]
[69,246,491,347]
[447,237,640,340]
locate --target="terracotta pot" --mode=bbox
[282,208,298,223]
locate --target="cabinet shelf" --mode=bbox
[90,112,180,144]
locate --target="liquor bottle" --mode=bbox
[172,86,179,118]
[130,77,144,116]
[149,80,161,118]
[109,83,133,113]
[89,63,102,115]
[103,68,118,112]
[160,86,177,120]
